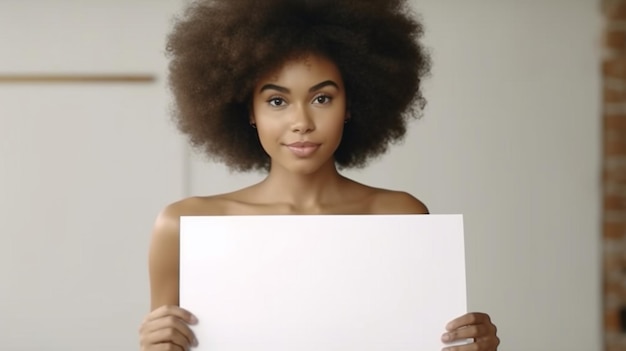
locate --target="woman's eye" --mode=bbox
[314,95,332,104]
[268,98,285,107]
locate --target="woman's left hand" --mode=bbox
[441,312,500,351]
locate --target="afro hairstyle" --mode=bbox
[166,0,431,172]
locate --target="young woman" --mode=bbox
[138,0,500,350]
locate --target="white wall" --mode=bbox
[189,1,603,350]
[1,1,602,351]
[0,1,186,350]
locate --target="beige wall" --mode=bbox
[0,1,186,350]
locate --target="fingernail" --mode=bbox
[189,315,198,324]
[193,337,199,347]
[441,333,450,342]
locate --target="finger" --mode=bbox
[148,343,185,351]
[141,316,197,347]
[143,327,194,351]
[442,337,496,351]
[145,305,198,325]
[446,312,491,331]
[442,324,490,342]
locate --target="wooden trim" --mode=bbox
[0,74,156,83]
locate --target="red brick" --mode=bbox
[605,222,626,239]
[604,252,625,271]
[605,1,626,20]
[606,308,620,332]
[596,2,626,347]
[605,195,626,210]
[605,116,626,130]
[607,30,626,50]
[606,140,626,155]
[603,59,626,79]
[604,87,626,103]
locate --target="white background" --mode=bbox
[1,1,602,350]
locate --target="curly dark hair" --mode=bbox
[166,0,431,172]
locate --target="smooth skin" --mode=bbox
[138,54,500,351]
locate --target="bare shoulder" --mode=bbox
[152,198,209,237]
[152,189,253,236]
[153,195,226,230]
[368,189,429,215]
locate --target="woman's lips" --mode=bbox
[285,142,321,157]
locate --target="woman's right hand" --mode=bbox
[139,305,198,351]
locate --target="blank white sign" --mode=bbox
[180,215,467,351]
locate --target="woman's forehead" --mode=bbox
[255,53,343,88]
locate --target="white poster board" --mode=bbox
[180,214,467,351]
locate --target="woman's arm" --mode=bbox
[148,205,182,309]
[139,203,198,351]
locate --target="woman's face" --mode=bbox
[251,53,347,175]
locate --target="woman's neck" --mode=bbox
[257,160,349,211]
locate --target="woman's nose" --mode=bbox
[291,105,315,133]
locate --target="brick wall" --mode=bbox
[604,1,626,350]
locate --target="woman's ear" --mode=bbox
[248,100,256,128]
[249,114,257,129]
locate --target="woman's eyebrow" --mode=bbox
[258,80,339,94]
[309,80,339,92]
[259,84,289,94]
